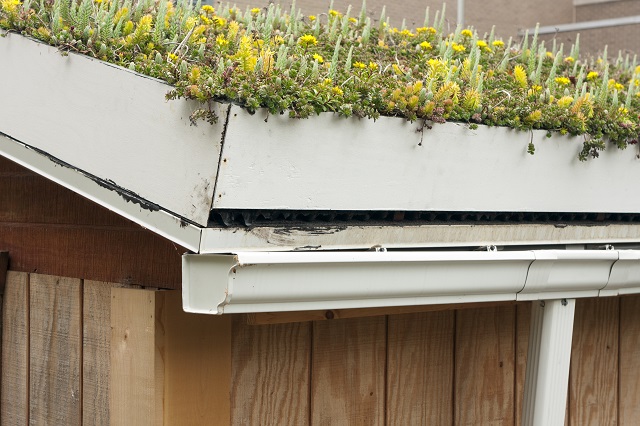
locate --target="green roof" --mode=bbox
[2,0,639,159]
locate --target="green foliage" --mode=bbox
[2,0,640,159]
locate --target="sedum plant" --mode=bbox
[1,0,640,160]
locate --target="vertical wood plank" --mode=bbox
[110,287,164,426]
[569,297,619,426]
[619,295,640,423]
[83,280,116,426]
[0,251,7,418]
[231,317,310,425]
[455,305,516,426]
[29,274,82,426]
[1,271,29,425]
[515,302,531,426]
[311,316,386,426]
[163,291,232,426]
[386,311,454,425]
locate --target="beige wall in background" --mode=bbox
[221,0,640,55]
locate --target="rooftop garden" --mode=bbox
[2,0,639,159]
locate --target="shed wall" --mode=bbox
[2,269,639,425]
[0,156,183,289]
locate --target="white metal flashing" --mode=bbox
[199,224,640,253]
[0,133,202,252]
[182,249,640,314]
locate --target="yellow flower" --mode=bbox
[123,20,134,35]
[392,64,403,75]
[492,40,504,47]
[328,9,342,18]
[216,34,229,47]
[368,61,378,71]
[619,107,629,114]
[114,6,128,23]
[189,66,201,83]
[555,77,570,86]
[477,40,488,48]
[201,5,214,14]
[586,71,599,81]
[308,15,316,21]
[419,41,432,50]
[36,26,50,38]
[564,56,575,64]
[452,42,466,53]
[608,79,624,91]
[1,0,21,12]
[312,53,324,63]
[332,86,344,96]
[525,110,542,123]
[635,65,640,74]
[461,29,473,37]
[546,51,554,59]
[400,29,415,37]
[272,35,284,45]
[167,53,179,62]
[557,96,574,108]
[353,61,366,69]
[513,65,528,88]
[212,16,226,27]
[377,39,388,48]
[250,7,260,15]
[349,17,357,23]
[297,34,318,48]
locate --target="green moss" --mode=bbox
[2,0,640,159]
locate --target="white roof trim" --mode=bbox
[0,132,202,252]
[182,249,640,314]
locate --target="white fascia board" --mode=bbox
[199,224,640,253]
[182,251,535,314]
[0,133,202,252]
[183,250,640,314]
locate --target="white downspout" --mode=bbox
[522,299,576,426]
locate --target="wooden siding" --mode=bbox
[2,270,640,424]
[0,156,183,289]
[231,299,640,425]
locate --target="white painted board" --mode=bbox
[0,33,223,226]
[214,105,640,212]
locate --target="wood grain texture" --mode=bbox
[569,297,619,426]
[29,274,82,426]
[619,295,640,424]
[1,271,29,425]
[0,250,8,290]
[515,302,531,426]
[0,173,130,226]
[0,224,182,288]
[311,316,386,426]
[231,317,310,425]
[247,301,518,325]
[163,291,232,426]
[455,306,516,426]
[83,280,118,426]
[110,288,164,426]
[386,311,454,425]
[0,157,183,289]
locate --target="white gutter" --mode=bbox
[182,249,640,314]
[520,15,640,36]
